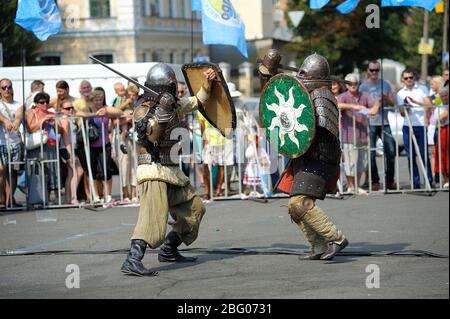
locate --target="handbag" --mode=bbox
[26,131,48,150]
[88,120,100,143]
[27,159,48,205]
[76,120,100,145]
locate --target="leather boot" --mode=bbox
[121,239,158,276]
[302,206,348,260]
[320,238,349,260]
[158,231,197,262]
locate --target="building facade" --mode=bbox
[37,0,207,65]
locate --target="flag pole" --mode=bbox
[20,27,30,210]
[191,9,194,61]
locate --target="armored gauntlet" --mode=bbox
[156,92,176,123]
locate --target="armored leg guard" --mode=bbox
[297,221,328,260]
[158,231,197,262]
[121,239,158,276]
[289,195,348,260]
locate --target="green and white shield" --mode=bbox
[259,74,316,158]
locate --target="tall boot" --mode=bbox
[297,221,328,260]
[158,231,197,262]
[121,239,158,276]
[301,206,348,260]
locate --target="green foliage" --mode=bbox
[401,7,446,76]
[287,0,444,77]
[0,1,41,66]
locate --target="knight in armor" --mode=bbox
[121,63,218,276]
[258,49,348,260]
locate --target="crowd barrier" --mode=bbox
[0,105,448,211]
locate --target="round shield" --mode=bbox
[259,74,316,158]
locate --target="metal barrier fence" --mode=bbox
[0,105,448,211]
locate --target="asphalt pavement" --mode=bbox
[0,190,448,300]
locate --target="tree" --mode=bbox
[0,1,42,66]
[287,0,409,76]
[401,7,446,76]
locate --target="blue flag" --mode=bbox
[381,0,441,11]
[15,0,62,41]
[192,0,202,11]
[310,0,331,9]
[201,0,248,58]
[336,0,361,14]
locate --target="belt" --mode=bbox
[137,153,179,166]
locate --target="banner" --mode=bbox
[15,0,62,41]
[310,0,331,9]
[336,0,361,14]
[200,0,248,58]
[192,0,202,11]
[381,0,441,12]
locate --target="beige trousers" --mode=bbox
[289,195,346,253]
[131,180,205,248]
[119,139,137,187]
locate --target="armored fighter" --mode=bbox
[258,49,348,260]
[120,63,219,276]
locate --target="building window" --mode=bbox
[169,52,176,64]
[142,0,160,17]
[169,0,177,18]
[91,53,114,63]
[37,54,62,65]
[90,0,110,18]
[151,51,162,62]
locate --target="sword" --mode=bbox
[88,55,159,99]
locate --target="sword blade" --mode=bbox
[88,56,159,99]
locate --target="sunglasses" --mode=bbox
[62,106,74,110]
[369,69,380,73]
[37,100,49,104]
[347,82,358,87]
[403,76,414,80]
[1,85,13,91]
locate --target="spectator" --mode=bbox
[77,88,122,203]
[0,79,24,208]
[359,60,397,190]
[73,80,93,200]
[199,111,233,200]
[396,68,433,189]
[443,68,449,86]
[26,92,62,203]
[177,81,188,99]
[73,80,93,112]
[331,79,346,97]
[118,83,140,155]
[49,80,76,111]
[25,80,45,110]
[337,73,377,194]
[427,75,445,181]
[177,80,193,179]
[434,85,449,189]
[60,100,83,204]
[118,84,140,203]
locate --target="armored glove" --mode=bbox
[258,49,282,76]
[156,92,176,123]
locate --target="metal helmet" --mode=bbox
[296,53,332,91]
[144,63,178,101]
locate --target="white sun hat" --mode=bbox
[227,82,242,98]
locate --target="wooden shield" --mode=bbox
[260,73,316,158]
[182,62,236,137]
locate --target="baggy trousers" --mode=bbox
[131,180,206,248]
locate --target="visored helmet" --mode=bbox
[144,63,178,101]
[297,53,332,91]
